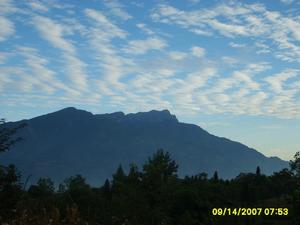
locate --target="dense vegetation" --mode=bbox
[0,120,300,225]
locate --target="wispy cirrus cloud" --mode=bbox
[0,16,14,41]
[151,2,300,63]
[0,0,18,14]
[229,42,246,48]
[136,23,155,35]
[169,51,187,60]
[103,0,132,20]
[123,37,167,55]
[0,0,17,42]
[84,8,127,39]
[191,46,205,57]
[32,15,88,91]
[280,0,294,4]
[84,8,130,91]
[264,69,300,93]
[32,16,75,53]
[27,0,49,12]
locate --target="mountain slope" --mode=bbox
[0,107,288,185]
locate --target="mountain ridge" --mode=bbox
[0,107,288,185]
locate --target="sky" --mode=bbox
[0,0,299,160]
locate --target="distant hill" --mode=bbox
[0,107,288,186]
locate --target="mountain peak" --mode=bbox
[59,107,78,112]
[36,107,93,121]
[124,109,178,123]
[54,107,92,116]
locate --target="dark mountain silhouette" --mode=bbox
[0,107,288,185]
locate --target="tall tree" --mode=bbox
[256,166,261,176]
[290,151,300,177]
[0,119,25,220]
[28,178,55,198]
[212,171,219,181]
[113,165,126,183]
[143,149,178,185]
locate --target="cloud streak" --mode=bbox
[123,37,167,55]
[151,2,300,63]
[32,15,88,91]
[0,16,14,41]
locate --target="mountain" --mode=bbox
[0,107,288,186]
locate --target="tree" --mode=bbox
[289,151,300,215]
[112,164,127,194]
[63,175,92,219]
[143,149,178,185]
[0,119,26,153]
[196,172,208,181]
[64,174,90,192]
[28,178,55,198]
[113,165,126,184]
[212,171,219,181]
[0,119,25,220]
[102,179,111,198]
[0,165,22,219]
[290,151,300,177]
[270,168,295,196]
[256,166,261,176]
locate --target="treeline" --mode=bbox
[1,120,300,225]
[1,149,300,225]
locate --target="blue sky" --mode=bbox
[0,0,299,160]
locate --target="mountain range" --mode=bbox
[0,107,288,186]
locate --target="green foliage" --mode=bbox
[0,119,26,153]
[0,165,22,220]
[28,178,55,198]
[143,149,178,186]
[0,118,297,224]
[0,149,299,225]
[212,171,219,182]
[112,165,126,187]
[256,166,261,176]
[290,151,300,177]
[0,119,26,222]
